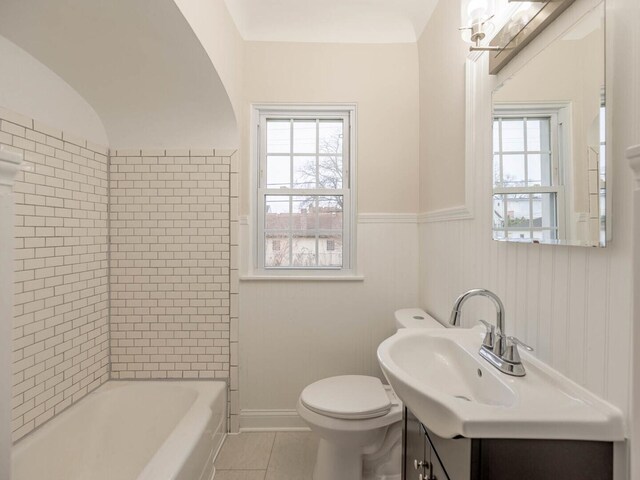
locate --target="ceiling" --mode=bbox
[0,0,238,149]
[224,0,441,43]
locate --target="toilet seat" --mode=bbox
[300,375,393,420]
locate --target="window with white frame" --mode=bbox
[492,105,568,242]
[254,106,355,272]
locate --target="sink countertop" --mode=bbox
[377,328,625,441]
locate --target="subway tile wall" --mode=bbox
[1,111,110,441]
[109,150,232,380]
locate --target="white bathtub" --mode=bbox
[12,381,227,480]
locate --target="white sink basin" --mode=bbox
[377,328,625,441]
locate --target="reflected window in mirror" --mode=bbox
[490,2,607,247]
[493,105,570,242]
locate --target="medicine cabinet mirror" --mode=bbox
[491,2,608,246]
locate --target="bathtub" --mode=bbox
[12,381,227,480]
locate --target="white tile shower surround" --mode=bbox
[215,432,318,480]
[1,113,110,441]
[2,109,239,441]
[109,151,232,380]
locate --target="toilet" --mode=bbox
[297,309,444,480]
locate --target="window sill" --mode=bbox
[239,274,365,282]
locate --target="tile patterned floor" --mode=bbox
[215,432,319,480]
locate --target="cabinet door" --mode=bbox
[429,452,449,480]
[425,427,472,480]
[404,409,427,480]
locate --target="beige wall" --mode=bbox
[237,41,421,430]
[417,0,469,212]
[174,0,245,130]
[0,36,108,146]
[241,41,420,214]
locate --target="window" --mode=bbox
[492,105,567,242]
[254,106,355,273]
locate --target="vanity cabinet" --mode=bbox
[403,408,613,480]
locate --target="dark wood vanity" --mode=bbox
[403,408,613,480]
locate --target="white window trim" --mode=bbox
[493,102,571,241]
[248,103,358,279]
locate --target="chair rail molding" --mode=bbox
[0,145,23,480]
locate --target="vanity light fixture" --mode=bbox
[461,0,577,74]
[459,0,502,51]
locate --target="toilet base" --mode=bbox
[313,439,364,480]
[311,424,402,480]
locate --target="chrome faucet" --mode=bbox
[449,288,533,377]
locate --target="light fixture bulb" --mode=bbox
[460,0,495,45]
[467,0,490,23]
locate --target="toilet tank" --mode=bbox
[394,309,445,330]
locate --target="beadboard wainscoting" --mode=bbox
[238,214,419,431]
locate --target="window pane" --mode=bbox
[493,154,501,187]
[293,121,316,153]
[533,193,557,229]
[493,194,505,229]
[319,234,342,267]
[267,120,290,154]
[527,153,553,187]
[292,234,317,267]
[267,155,290,188]
[318,196,343,230]
[493,120,500,154]
[292,156,316,188]
[319,121,343,154]
[265,196,290,230]
[265,233,290,267]
[526,119,543,151]
[292,196,317,231]
[318,156,343,189]
[502,154,526,186]
[264,194,343,269]
[501,119,525,151]
[506,194,530,228]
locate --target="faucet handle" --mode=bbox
[478,319,495,349]
[507,336,533,352]
[502,336,533,364]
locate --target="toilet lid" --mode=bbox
[300,375,392,420]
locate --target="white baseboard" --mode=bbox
[239,409,310,432]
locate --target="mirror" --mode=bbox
[491,2,607,246]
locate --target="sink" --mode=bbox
[377,328,625,441]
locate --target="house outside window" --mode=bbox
[492,104,569,242]
[253,105,356,275]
